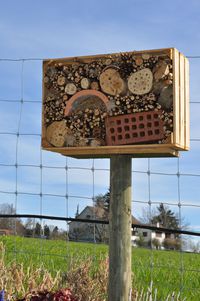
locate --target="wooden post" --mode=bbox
[109,155,132,301]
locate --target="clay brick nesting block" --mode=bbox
[65,90,109,116]
[106,111,164,146]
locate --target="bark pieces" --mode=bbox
[154,61,169,81]
[91,81,100,90]
[158,85,173,110]
[142,53,151,60]
[135,56,143,66]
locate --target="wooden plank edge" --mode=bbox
[70,152,179,159]
[43,148,179,159]
[173,48,180,145]
[179,53,185,149]
[42,142,187,151]
[42,144,182,156]
[42,48,172,65]
[41,62,46,148]
[184,57,190,149]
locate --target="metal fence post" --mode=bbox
[109,155,132,301]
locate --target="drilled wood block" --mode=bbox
[106,111,164,146]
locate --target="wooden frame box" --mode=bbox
[42,48,189,158]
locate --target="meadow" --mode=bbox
[0,235,200,300]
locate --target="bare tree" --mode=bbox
[0,203,24,235]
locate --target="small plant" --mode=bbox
[16,289,77,301]
[54,289,77,301]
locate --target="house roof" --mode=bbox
[132,216,141,225]
[78,206,108,219]
[75,205,141,225]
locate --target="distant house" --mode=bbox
[69,206,144,244]
[132,222,176,249]
[69,206,175,248]
[0,229,14,236]
[69,206,109,243]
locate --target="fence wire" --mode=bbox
[0,56,200,299]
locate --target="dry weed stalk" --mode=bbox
[0,242,186,301]
[63,258,108,301]
[0,242,61,300]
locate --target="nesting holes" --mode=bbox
[125,133,130,139]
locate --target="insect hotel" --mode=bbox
[42,48,189,158]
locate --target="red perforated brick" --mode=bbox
[105,111,164,146]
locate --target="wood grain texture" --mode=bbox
[173,48,180,145]
[42,143,181,158]
[43,48,172,65]
[109,155,132,301]
[184,57,190,149]
[179,53,185,148]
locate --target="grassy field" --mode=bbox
[0,235,200,300]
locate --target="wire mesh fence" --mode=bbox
[0,56,200,300]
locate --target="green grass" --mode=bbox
[1,235,200,300]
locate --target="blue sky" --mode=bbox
[0,0,200,240]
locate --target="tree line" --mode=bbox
[0,203,67,240]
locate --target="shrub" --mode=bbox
[162,238,182,250]
[152,238,161,250]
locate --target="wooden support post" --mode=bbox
[109,155,132,301]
